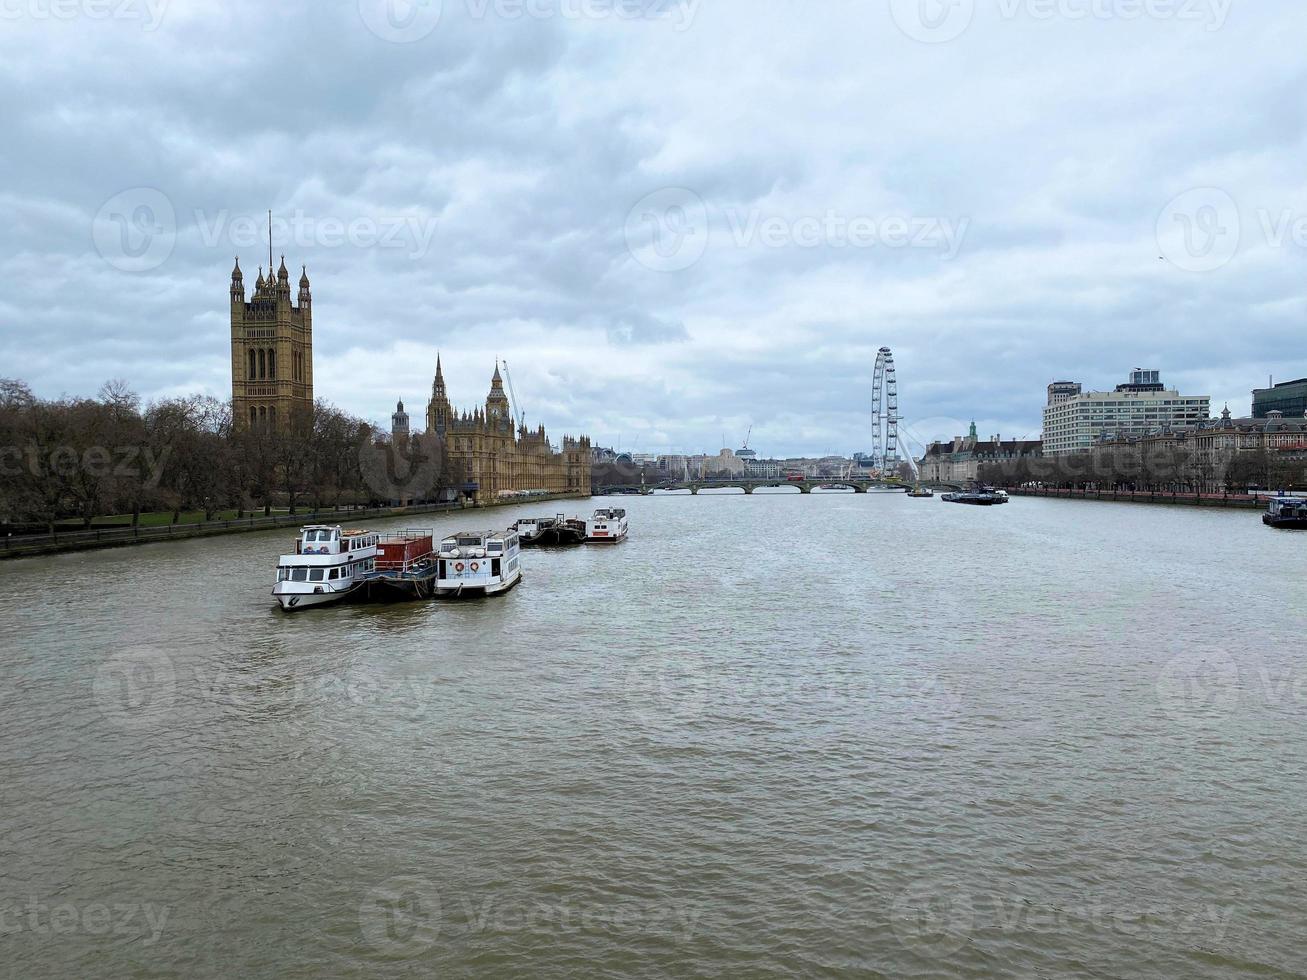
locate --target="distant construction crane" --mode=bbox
[500,359,526,429]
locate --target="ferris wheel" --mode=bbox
[871,347,900,472]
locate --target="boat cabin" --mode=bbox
[436,529,521,592]
[295,525,379,557]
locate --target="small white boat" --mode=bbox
[586,507,628,543]
[272,525,378,611]
[435,529,522,596]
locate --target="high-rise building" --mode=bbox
[1252,378,1307,419]
[1041,369,1209,455]
[229,255,313,430]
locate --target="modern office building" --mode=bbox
[1252,378,1307,419]
[1041,369,1210,455]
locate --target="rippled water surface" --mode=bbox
[3,492,1306,977]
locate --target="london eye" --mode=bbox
[871,347,900,473]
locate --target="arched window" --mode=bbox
[268,348,276,379]
[249,406,257,427]
[259,406,266,425]
[248,348,256,379]
[269,406,277,429]
[258,349,266,380]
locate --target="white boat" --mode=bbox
[272,525,378,611]
[586,507,629,543]
[435,529,522,596]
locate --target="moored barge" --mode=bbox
[435,529,522,596]
[272,525,378,611]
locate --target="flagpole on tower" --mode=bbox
[268,210,273,273]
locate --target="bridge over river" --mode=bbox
[594,477,938,495]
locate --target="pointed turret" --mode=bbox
[230,257,245,304]
[277,255,289,281]
[297,264,311,309]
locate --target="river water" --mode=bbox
[2,491,1305,978]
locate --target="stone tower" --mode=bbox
[426,353,452,436]
[485,361,512,430]
[391,399,410,445]
[230,254,313,431]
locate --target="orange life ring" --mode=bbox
[470,561,480,572]
[455,562,464,572]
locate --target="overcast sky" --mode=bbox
[2,0,1304,456]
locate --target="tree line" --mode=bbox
[976,442,1307,493]
[0,378,465,533]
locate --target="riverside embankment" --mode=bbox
[1,492,589,560]
[1008,487,1264,508]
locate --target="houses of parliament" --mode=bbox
[392,356,591,500]
[228,257,590,500]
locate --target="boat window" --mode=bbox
[329,568,338,580]
[456,536,481,547]
[291,567,308,582]
[309,568,325,582]
[488,544,503,554]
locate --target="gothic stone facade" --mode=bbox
[230,257,314,430]
[426,357,591,501]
